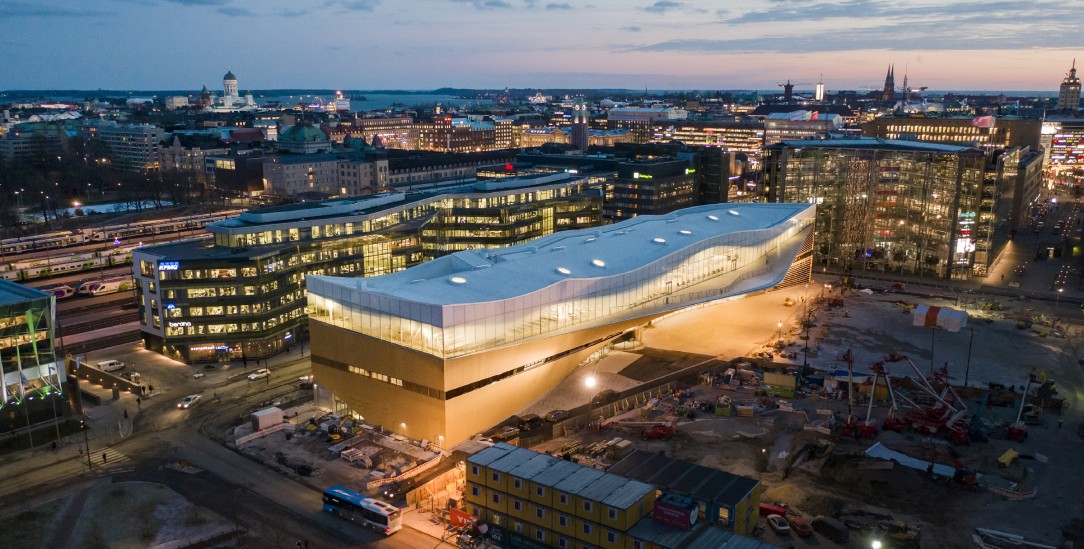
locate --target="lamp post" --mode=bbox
[777,321,783,343]
[1056,287,1064,317]
[80,418,92,471]
[21,397,35,449]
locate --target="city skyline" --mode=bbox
[0,0,1080,92]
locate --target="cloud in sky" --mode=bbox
[217,6,254,16]
[642,1,683,13]
[0,1,113,17]
[0,0,1077,90]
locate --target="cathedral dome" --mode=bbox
[224,70,237,81]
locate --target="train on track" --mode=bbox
[0,209,241,256]
[1,235,210,282]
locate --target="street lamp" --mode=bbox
[777,321,783,342]
[1056,287,1064,317]
[585,375,597,389]
[80,419,92,470]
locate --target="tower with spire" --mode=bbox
[882,64,895,101]
[1057,59,1081,113]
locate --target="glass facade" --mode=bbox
[309,204,814,359]
[765,141,991,279]
[136,177,604,362]
[0,281,67,435]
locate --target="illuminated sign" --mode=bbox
[159,262,180,271]
[168,321,192,327]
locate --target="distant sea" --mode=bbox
[256,92,489,112]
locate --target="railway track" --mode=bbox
[58,330,142,356]
[58,311,140,337]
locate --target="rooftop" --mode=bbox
[772,137,981,153]
[312,202,812,306]
[0,280,52,307]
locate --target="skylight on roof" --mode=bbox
[449,276,467,284]
[728,210,740,216]
[591,259,606,268]
[556,267,572,275]
[707,215,719,221]
[584,237,598,243]
[652,237,666,244]
[679,230,692,235]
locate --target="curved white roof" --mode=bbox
[311,202,813,306]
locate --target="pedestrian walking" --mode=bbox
[51,441,58,453]
[102,452,107,464]
[136,397,141,408]
[123,409,128,419]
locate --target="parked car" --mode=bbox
[298,375,314,389]
[766,514,790,535]
[544,409,569,422]
[591,389,618,407]
[787,516,814,537]
[517,414,543,431]
[491,425,520,441]
[177,394,202,409]
[247,368,271,381]
[812,515,849,544]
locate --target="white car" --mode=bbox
[177,394,202,409]
[766,514,790,535]
[247,368,271,381]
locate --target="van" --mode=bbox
[96,360,125,372]
[812,515,849,544]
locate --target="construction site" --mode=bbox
[503,279,1084,548]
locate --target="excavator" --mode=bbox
[928,448,979,488]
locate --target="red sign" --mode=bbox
[449,507,478,528]
[653,499,696,530]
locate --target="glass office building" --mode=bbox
[764,139,991,279]
[134,173,604,363]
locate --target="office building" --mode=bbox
[0,122,67,163]
[415,117,496,153]
[133,173,603,363]
[765,138,990,279]
[305,202,815,445]
[0,280,68,434]
[604,158,697,221]
[995,147,1045,230]
[79,122,165,172]
[1057,60,1081,113]
[762,113,843,146]
[863,116,1043,152]
[652,121,764,164]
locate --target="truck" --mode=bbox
[640,424,675,441]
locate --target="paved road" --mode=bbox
[0,355,453,549]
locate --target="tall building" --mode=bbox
[765,138,991,279]
[570,96,589,152]
[0,122,67,163]
[1057,59,1081,113]
[882,64,895,101]
[305,203,816,445]
[132,174,603,362]
[604,158,698,221]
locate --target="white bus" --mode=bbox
[321,486,402,535]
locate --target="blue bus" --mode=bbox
[322,486,403,535]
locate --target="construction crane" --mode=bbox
[1008,374,1034,441]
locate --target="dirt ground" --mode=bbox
[529,283,1084,548]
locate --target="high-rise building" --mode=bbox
[765,138,992,279]
[604,158,697,221]
[87,122,165,172]
[1057,59,1081,113]
[863,115,1043,152]
[0,280,69,435]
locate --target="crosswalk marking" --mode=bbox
[83,446,129,466]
